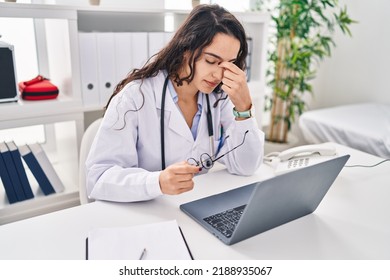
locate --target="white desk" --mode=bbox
[0,143,389,260]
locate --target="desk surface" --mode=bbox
[0,143,389,260]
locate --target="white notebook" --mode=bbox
[87,220,193,260]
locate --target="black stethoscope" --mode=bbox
[160,76,214,170]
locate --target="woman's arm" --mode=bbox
[85,87,164,202]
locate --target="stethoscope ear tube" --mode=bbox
[205,95,215,157]
[205,95,213,137]
[160,76,170,170]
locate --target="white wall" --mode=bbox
[308,0,390,109]
[0,18,38,82]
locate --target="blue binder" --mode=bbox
[0,142,26,201]
[19,144,55,196]
[0,152,18,204]
[6,142,34,200]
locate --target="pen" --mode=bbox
[139,248,146,260]
[179,227,194,260]
[216,125,224,156]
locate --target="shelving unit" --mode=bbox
[0,3,84,224]
[0,2,269,224]
[0,3,84,136]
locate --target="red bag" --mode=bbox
[19,75,59,100]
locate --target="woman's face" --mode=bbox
[183,33,241,94]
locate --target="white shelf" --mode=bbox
[0,3,77,19]
[0,98,82,128]
[0,189,80,225]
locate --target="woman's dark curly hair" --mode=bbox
[105,4,248,110]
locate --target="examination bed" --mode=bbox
[299,102,390,158]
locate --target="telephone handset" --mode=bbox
[277,143,337,162]
[264,143,337,175]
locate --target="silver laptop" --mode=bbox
[180,154,350,245]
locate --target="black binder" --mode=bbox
[0,41,18,103]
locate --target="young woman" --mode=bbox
[85,4,264,202]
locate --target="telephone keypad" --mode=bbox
[287,157,310,169]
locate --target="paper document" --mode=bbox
[87,220,192,260]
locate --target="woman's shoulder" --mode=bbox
[113,81,142,106]
[121,71,165,95]
[113,71,166,107]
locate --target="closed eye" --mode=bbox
[204,52,236,64]
[206,59,218,65]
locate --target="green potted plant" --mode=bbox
[262,0,356,143]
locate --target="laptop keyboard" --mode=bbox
[203,205,246,238]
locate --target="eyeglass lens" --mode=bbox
[200,153,213,169]
[187,130,249,169]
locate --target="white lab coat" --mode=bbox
[86,71,264,202]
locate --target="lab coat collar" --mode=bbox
[154,71,194,143]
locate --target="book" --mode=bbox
[28,143,65,193]
[6,141,34,200]
[19,144,55,196]
[0,149,18,204]
[87,220,193,260]
[0,142,26,202]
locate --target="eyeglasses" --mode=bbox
[188,130,249,169]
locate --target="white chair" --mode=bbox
[78,118,102,204]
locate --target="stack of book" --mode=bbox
[0,141,64,204]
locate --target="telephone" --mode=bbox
[264,143,337,175]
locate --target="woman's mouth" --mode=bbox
[205,80,219,88]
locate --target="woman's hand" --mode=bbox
[159,161,201,195]
[219,61,252,112]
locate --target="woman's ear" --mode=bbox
[182,51,190,64]
[178,51,191,77]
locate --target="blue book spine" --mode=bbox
[7,142,34,200]
[0,153,18,204]
[0,143,26,202]
[21,149,55,196]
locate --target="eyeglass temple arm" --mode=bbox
[212,130,249,162]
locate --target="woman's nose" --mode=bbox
[212,66,224,80]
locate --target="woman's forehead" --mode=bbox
[203,33,240,60]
